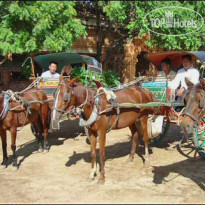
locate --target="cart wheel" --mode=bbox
[176,134,198,159]
[149,119,170,147]
[193,119,205,159]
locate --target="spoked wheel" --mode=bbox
[148,118,170,147]
[177,135,198,159]
[193,118,205,159]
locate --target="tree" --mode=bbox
[101,1,205,51]
[0,1,87,55]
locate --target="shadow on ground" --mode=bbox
[4,119,85,168]
[65,139,149,167]
[152,158,205,191]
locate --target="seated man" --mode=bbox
[158,58,176,80]
[41,61,60,80]
[168,54,199,99]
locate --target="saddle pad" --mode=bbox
[0,93,10,120]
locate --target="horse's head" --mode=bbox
[51,77,78,129]
[181,78,205,134]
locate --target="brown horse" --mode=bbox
[53,78,169,183]
[0,87,49,170]
[181,78,205,135]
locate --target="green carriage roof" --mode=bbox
[33,52,101,71]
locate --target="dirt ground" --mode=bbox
[0,119,204,204]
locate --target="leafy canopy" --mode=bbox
[71,67,120,88]
[0,1,86,55]
[101,1,205,50]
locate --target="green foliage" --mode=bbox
[0,1,86,55]
[102,70,121,87]
[102,1,205,50]
[71,67,120,88]
[21,64,31,80]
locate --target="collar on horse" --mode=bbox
[79,87,120,133]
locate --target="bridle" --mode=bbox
[183,87,205,124]
[53,80,89,115]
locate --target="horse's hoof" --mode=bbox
[144,161,151,169]
[43,148,49,153]
[126,156,134,163]
[11,165,19,171]
[0,164,7,170]
[38,148,43,153]
[88,177,95,182]
[86,137,90,145]
[97,178,105,184]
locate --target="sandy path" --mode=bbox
[0,119,204,204]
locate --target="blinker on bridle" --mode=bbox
[54,80,89,114]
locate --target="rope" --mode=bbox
[78,88,89,109]
[111,76,146,91]
[18,77,42,94]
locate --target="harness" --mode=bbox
[80,87,120,133]
[54,80,120,133]
[53,80,89,114]
[0,89,52,130]
[183,87,205,124]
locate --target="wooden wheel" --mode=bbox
[193,118,205,159]
[176,135,199,159]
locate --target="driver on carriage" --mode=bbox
[41,61,60,80]
[168,54,200,99]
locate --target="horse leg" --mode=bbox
[127,124,138,162]
[41,113,49,152]
[10,128,18,169]
[97,129,106,184]
[89,129,97,180]
[33,120,43,152]
[140,115,150,168]
[0,130,8,168]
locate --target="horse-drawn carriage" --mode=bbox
[137,51,205,159]
[32,52,102,99]
[32,51,205,160]
[1,50,205,182]
[29,52,102,133]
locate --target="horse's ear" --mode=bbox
[93,80,103,88]
[68,77,78,86]
[185,77,194,88]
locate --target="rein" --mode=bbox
[53,80,89,114]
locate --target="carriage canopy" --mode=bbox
[145,51,205,69]
[33,52,102,74]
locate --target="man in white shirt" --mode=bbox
[168,54,199,97]
[41,61,60,79]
